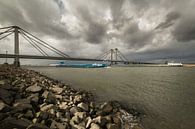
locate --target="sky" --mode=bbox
[0,0,195,64]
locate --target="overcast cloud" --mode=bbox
[0,0,195,64]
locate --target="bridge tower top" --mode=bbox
[96,48,129,65]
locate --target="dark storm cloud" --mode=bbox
[0,0,195,62]
[155,11,180,30]
[123,22,154,49]
[84,22,107,44]
[0,0,73,40]
[173,16,195,42]
[69,1,108,44]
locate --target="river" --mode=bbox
[26,66,195,129]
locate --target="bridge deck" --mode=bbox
[0,54,129,63]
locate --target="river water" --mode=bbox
[27,66,195,129]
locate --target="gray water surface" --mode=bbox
[27,67,195,129]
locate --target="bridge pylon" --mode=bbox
[13,26,20,67]
[96,48,129,65]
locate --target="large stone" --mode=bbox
[132,125,143,129]
[106,123,119,129]
[0,80,5,85]
[27,123,49,129]
[13,99,32,111]
[73,95,83,103]
[0,100,9,112]
[90,123,101,129]
[0,88,13,105]
[55,95,63,100]
[27,93,39,103]
[86,117,92,128]
[113,116,121,125]
[40,104,54,111]
[93,116,108,126]
[74,112,87,120]
[70,116,80,126]
[101,102,113,114]
[45,92,57,104]
[42,90,49,99]
[70,106,80,115]
[52,87,63,94]
[50,120,68,129]
[77,102,89,111]
[26,84,42,93]
[0,117,31,129]
[59,102,69,110]
[0,81,12,90]
[0,113,9,121]
[24,110,34,119]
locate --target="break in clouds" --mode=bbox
[0,0,195,63]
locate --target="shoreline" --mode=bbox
[0,65,143,129]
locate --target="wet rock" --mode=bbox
[27,93,39,103]
[0,117,31,129]
[50,120,68,129]
[0,80,5,85]
[93,116,108,127]
[70,106,80,115]
[74,112,87,120]
[0,88,14,105]
[27,123,49,129]
[90,123,101,129]
[52,87,63,94]
[24,110,34,119]
[86,117,92,128]
[113,116,121,125]
[0,82,12,90]
[74,95,83,103]
[40,111,51,120]
[40,104,54,112]
[77,102,89,111]
[0,113,8,121]
[26,84,42,93]
[42,90,49,99]
[0,100,9,112]
[56,111,62,118]
[132,125,143,129]
[101,102,113,114]
[45,92,57,104]
[55,95,63,100]
[106,123,119,129]
[70,116,80,127]
[13,99,32,111]
[59,102,69,110]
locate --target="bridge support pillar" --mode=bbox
[115,48,118,64]
[110,49,114,65]
[13,26,20,67]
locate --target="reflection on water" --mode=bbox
[27,66,195,129]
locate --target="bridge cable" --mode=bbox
[20,28,70,57]
[0,31,14,41]
[0,26,13,30]
[101,51,112,61]
[117,50,128,61]
[20,32,49,56]
[96,50,111,59]
[20,31,49,56]
[21,31,67,58]
[21,29,69,58]
[0,28,14,36]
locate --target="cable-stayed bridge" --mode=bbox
[0,26,131,66]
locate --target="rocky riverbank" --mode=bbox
[0,65,143,129]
